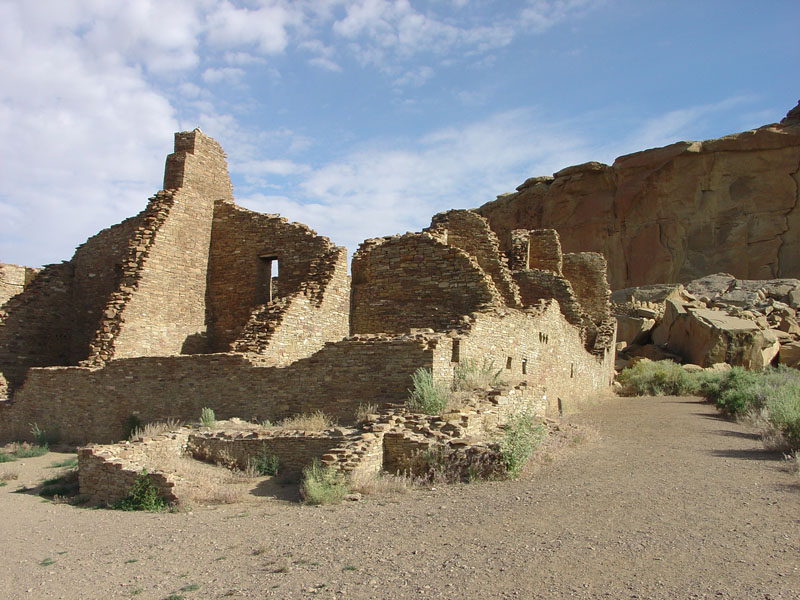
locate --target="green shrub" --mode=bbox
[453,358,504,391]
[764,381,800,447]
[499,409,544,479]
[114,469,167,512]
[407,368,450,415]
[11,443,49,458]
[30,423,58,448]
[250,446,280,476]
[0,452,16,463]
[300,460,350,505]
[617,360,699,396]
[200,407,216,428]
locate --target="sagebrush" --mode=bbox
[407,368,449,415]
[300,460,350,505]
[114,469,167,512]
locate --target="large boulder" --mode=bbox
[660,305,779,368]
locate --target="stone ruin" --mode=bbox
[0,129,616,503]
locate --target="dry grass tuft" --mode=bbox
[129,419,183,441]
[1,471,19,482]
[354,403,378,424]
[278,411,335,431]
[348,470,415,496]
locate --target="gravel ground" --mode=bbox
[1,395,798,600]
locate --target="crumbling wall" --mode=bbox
[188,430,353,477]
[454,302,613,415]
[0,263,38,307]
[101,132,228,359]
[351,234,502,334]
[562,252,612,326]
[0,335,452,444]
[69,214,146,363]
[207,201,346,353]
[427,210,521,306]
[0,263,74,391]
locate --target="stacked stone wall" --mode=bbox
[0,336,452,445]
[207,201,341,351]
[513,269,586,330]
[188,430,352,477]
[427,210,521,306]
[232,247,350,363]
[70,214,147,363]
[0,263,38,307]
[456,303,612,415]
[0,263,74,391]
[351,234,502,334]
[562,252,612,326]
[107,186,214,359]
[78,432,188,505]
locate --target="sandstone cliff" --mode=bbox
[477,102,800,290]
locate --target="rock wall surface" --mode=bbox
[477,102,800,290]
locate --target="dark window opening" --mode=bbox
[506,357,512,370]
[521,358,527,375]
[451,339,461,363]
[258,255,279,303]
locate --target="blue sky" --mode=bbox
[1,0,798,268]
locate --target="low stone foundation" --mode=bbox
[76,383,543,505]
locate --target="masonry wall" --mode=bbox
[0,263,74,391]
[0,263,37,307]
[456,302,613,415]
[513,269,586,330]
[0,336,452,444]
[351,234,502,334]
[207,201,341,351]
[562,252,612,326]
[69,214,145,363]
[427,210,521,306]
[188,431,352,477]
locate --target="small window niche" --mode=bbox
[257,255,279,304]
[521,358,527,375]
[451,339,461,363]
[506,356,512,370]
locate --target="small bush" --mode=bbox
[407,368,450,415]
[250,446,280,476]
[279,411,334,431]
[765,381,800,448]
[617,360,699,396]
[30,423,58,448]
[300,460,350,505]
[47,457,78,469]
[200,407,216,428]
[0,452,16,463]
[453,358,504,391]
[114,469,167,512]
[499,409,545,479]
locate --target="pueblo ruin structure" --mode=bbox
[0,129,616,447]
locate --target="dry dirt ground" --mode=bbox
[1,395,799,600]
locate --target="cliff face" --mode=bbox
[477,102,800,290]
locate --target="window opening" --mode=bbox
[258,255,279,303]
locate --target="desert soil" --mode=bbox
[1,395,798,600]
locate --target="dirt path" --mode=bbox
[1,395,798,599]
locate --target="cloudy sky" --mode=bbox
[1,0,798,267]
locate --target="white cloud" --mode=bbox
[0,1,178,266]
[205,0,301,54]
[201,66,245,84]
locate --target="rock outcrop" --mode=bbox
[613,274,800,369]
[477,101,800,290]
